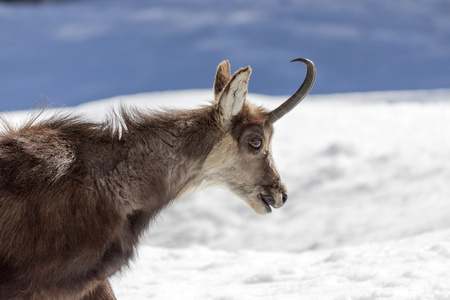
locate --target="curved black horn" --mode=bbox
[268,58,316,123]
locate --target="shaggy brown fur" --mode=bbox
[0,61,288,299]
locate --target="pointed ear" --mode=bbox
[217,66,252,129]
[214,60,231,100]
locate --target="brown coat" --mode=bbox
[0,105,227,298]
[0,60,301,299]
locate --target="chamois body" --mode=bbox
[0,58,315,299]
[0,106,225,299]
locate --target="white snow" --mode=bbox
[112,230,450,300]
[3,89,449,299]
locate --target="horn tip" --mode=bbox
[290,58,314,66]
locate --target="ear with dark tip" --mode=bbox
[214,60,231,100]
[217,66,252,129]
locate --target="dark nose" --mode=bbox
[282,192,288,204]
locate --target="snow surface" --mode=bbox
[112,230,450,300]
[2,89,449,299]
[1,0,450,111]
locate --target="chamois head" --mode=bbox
[204,58,316,214]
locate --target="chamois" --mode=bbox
[0,58,316,299]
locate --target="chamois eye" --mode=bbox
[248,137,262,150]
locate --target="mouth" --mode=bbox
[259,194,273,213]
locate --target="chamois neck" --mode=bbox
[113,106,221,209]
